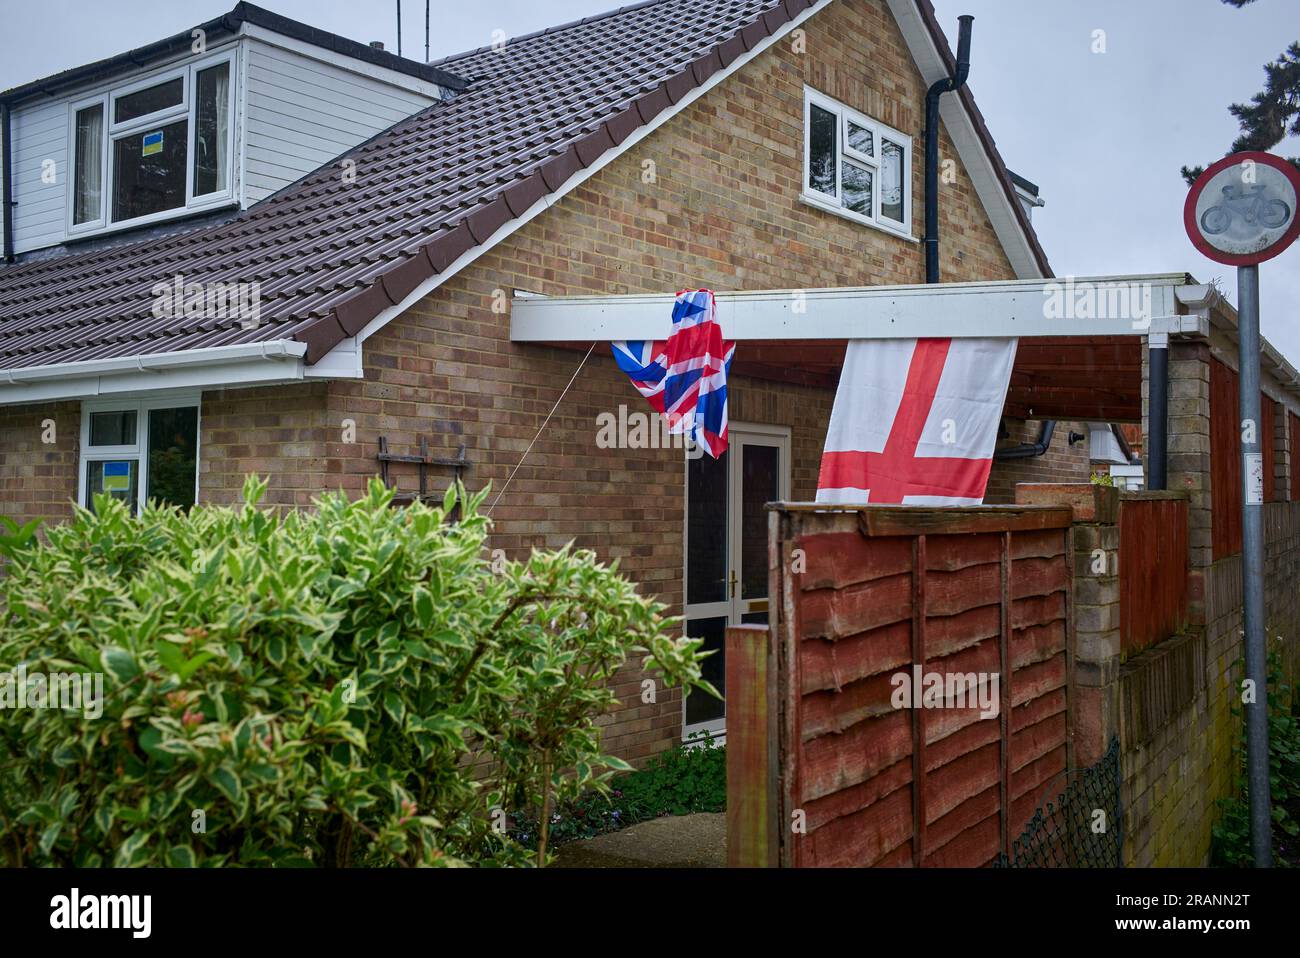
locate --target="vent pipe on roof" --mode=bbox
[924,14,972,284]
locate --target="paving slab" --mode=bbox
[551,812,726,868]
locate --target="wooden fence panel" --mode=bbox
[1118,493,1189,657]
[1292,412,1300,502]
[1211,357,1242,560]
[1210,358,1281,553]
[1262,398,1277,503]
[748,504,1074,868]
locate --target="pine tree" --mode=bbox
[1181,0,1300,185]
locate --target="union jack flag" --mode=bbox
[611,289,734,458]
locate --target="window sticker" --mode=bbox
[142,131,164,156]
[102,460,132,492]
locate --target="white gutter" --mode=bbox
[0,339,306,384]
[0,340,317,406]
[1194,281,1300,400]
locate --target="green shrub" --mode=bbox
[618,734,727,817]
[0,515,40,561]
[1212,646,1300,867]
[514,734,727,847]
[0,477,713,867]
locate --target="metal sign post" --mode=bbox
[1186,151,1300,867]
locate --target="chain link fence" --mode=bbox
[996,737,1123,867]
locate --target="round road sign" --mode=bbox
[1184,151,1300,266]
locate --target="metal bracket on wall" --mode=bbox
[377,436,470,505]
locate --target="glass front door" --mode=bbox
[683,424,790,741]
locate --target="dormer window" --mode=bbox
[68,52,235,236]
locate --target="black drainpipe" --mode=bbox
[1148,343,1168,489]
[994,420,1056,460]
[1,101,13,264]
[924,15,972,284]
[922,18,1056,462]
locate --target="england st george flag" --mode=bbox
[816,337,1018,505]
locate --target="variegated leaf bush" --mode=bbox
[0,477,713,867]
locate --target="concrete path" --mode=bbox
[551,812,726,868]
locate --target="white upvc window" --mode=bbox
[79,396,201,515]
[802,86,913,239]
[67,49,236,238]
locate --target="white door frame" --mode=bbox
[681,421,791,742]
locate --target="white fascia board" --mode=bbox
[0,341,310,406]
[510,274,1186,342]
[351,0,838,348]
[885,0,1043,280]
[304,336,363,378]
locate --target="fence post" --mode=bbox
[725,624,777,867]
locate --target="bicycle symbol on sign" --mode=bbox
[1199,184,1291,235]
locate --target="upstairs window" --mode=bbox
[68,53,234,235]
[803,87,912,238]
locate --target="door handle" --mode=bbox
[728,569,737,599]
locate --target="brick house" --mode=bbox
[0,0,1101,762]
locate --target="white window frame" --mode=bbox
[78,394,202,514]
[65,49,238,239]
[802,86,913,240]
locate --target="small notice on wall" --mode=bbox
[1245,453,1264,505]
[142,131,163,156]
[102,461,130,492]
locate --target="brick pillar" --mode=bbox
[1166,340,1213,623]
[1015,483,1121,768]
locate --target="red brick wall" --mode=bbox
[984,419,1092,504]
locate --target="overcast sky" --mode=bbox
[2,0,1298,359]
